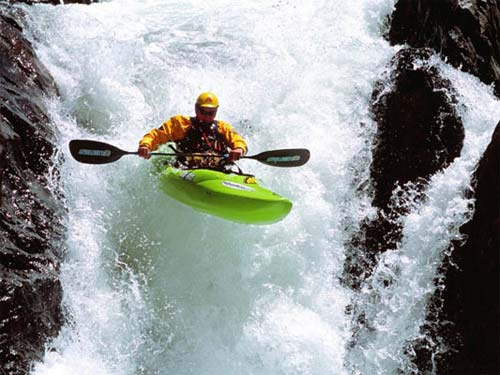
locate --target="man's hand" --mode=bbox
[227,148,244,162]
[138,146,151,159]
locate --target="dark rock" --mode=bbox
[387,1,500,373]
[389,0,500,97]
[370,48,464,210]
[409,122,499,375]
[343,48,464,290]
[0,8,66,375]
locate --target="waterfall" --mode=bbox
[15,1,498,374]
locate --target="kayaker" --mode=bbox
[138,92,247,169]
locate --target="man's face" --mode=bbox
[195,105,217,124]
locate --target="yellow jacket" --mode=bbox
[139,115,247,153]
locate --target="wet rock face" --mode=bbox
[389,0,500,97]
[409,123,499,375]
[382,2,499,373]
[453,121,500,375]
[0,9,65,375]
[370,48,464,210]
[343,48,464,289]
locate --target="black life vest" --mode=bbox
[176,117,228,154]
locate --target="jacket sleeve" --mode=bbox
[217,121,248,154]
[139,115,191,151]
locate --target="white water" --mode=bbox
[17,1,499,374]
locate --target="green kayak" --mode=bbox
[159,166,292,224]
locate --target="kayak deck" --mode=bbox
[160,167,292,224]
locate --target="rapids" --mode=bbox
[16,0,499,374]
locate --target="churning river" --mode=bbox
[16,0,499,374]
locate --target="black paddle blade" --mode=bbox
[69,139,132,164]
[248,148,310,167]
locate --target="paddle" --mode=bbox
[69,139,310,167]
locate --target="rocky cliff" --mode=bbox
[410,122,499,375]
[343,47,464,290]
[0,0,498,374]
[389,0,500,97]
[344,0,499,374]
[0,7,65,375]
[0,2,94,374]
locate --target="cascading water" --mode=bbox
[15,1,499,374]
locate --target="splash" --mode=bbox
[17,0,498,374]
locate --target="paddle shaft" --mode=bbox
[69,139,310,167]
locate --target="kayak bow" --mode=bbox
[160,167,292,224]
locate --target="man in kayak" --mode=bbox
[138,92,247,169]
